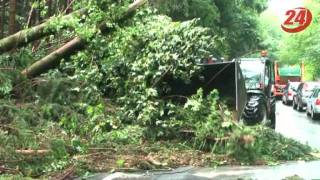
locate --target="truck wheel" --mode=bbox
[242,95,267,125]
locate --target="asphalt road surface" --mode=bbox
[276,100,320,149]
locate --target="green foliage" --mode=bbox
[152,0,268,58]
[66,12,222,139]
[177,89,235,147]
[170,89,313,163]
[227,126,313,163]
[258,10,284,59]
[0,78,116,176]
[151,0,220,29]
[255,127,312,161]
[116,159,125,168]
[0,72,12,97]
[103,15,218,123]
[103,125,144,144]
[0,48,36,98]
[215,0,268,58]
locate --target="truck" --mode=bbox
[274,62,304,98]
[240,57,276,128]
[164,53,276,128]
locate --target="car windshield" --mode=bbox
[303,83,320,96]
[304,83,319,91]
[240,60,264,89]
[289,82,300,90]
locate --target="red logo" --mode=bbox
[281,7,313,33]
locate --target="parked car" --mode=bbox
[306,86,320,120]
[293,82,320,111]
[282,81,300,105]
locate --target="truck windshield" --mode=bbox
[240,61,264,90]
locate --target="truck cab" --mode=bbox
[240,57,276,128]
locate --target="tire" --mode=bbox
[307,109,311,116]
[242,95,268,126]
[283,97,287,105]
[293,99,297,110]
[297,102,303,112]
[311,109,319,120]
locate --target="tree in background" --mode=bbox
[9,0,16,34]
[0,0,6,38]
[258,9,284,59]
[0,0,74,36]
[151,0,268,59]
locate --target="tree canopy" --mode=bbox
[152,0,268,58]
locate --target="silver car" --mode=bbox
[306,86,320,120]
[293,82,319,111]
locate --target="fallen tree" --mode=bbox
[15,149,51,156]
[21,0,148,78]
[21,37,84,78]
[0,9,86,54]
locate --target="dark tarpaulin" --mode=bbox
[163,61,247,121]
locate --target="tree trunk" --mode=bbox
[0,0,145,53]
[0,0,5,38]
[60,0,67,12]
[22,0,148,78]
[15,149,51,156]
[27,6,35,28]
[32,1,44,53]
[65,0,73,14]
[52,0,57,15]
[47,0,53,18]
[0,9,86,53]
[22,37,84,78]
[8,0,16,35]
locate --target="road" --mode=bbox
[276,100,320,149]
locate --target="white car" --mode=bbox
[306,87,320,120]
[282,82,300,105]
